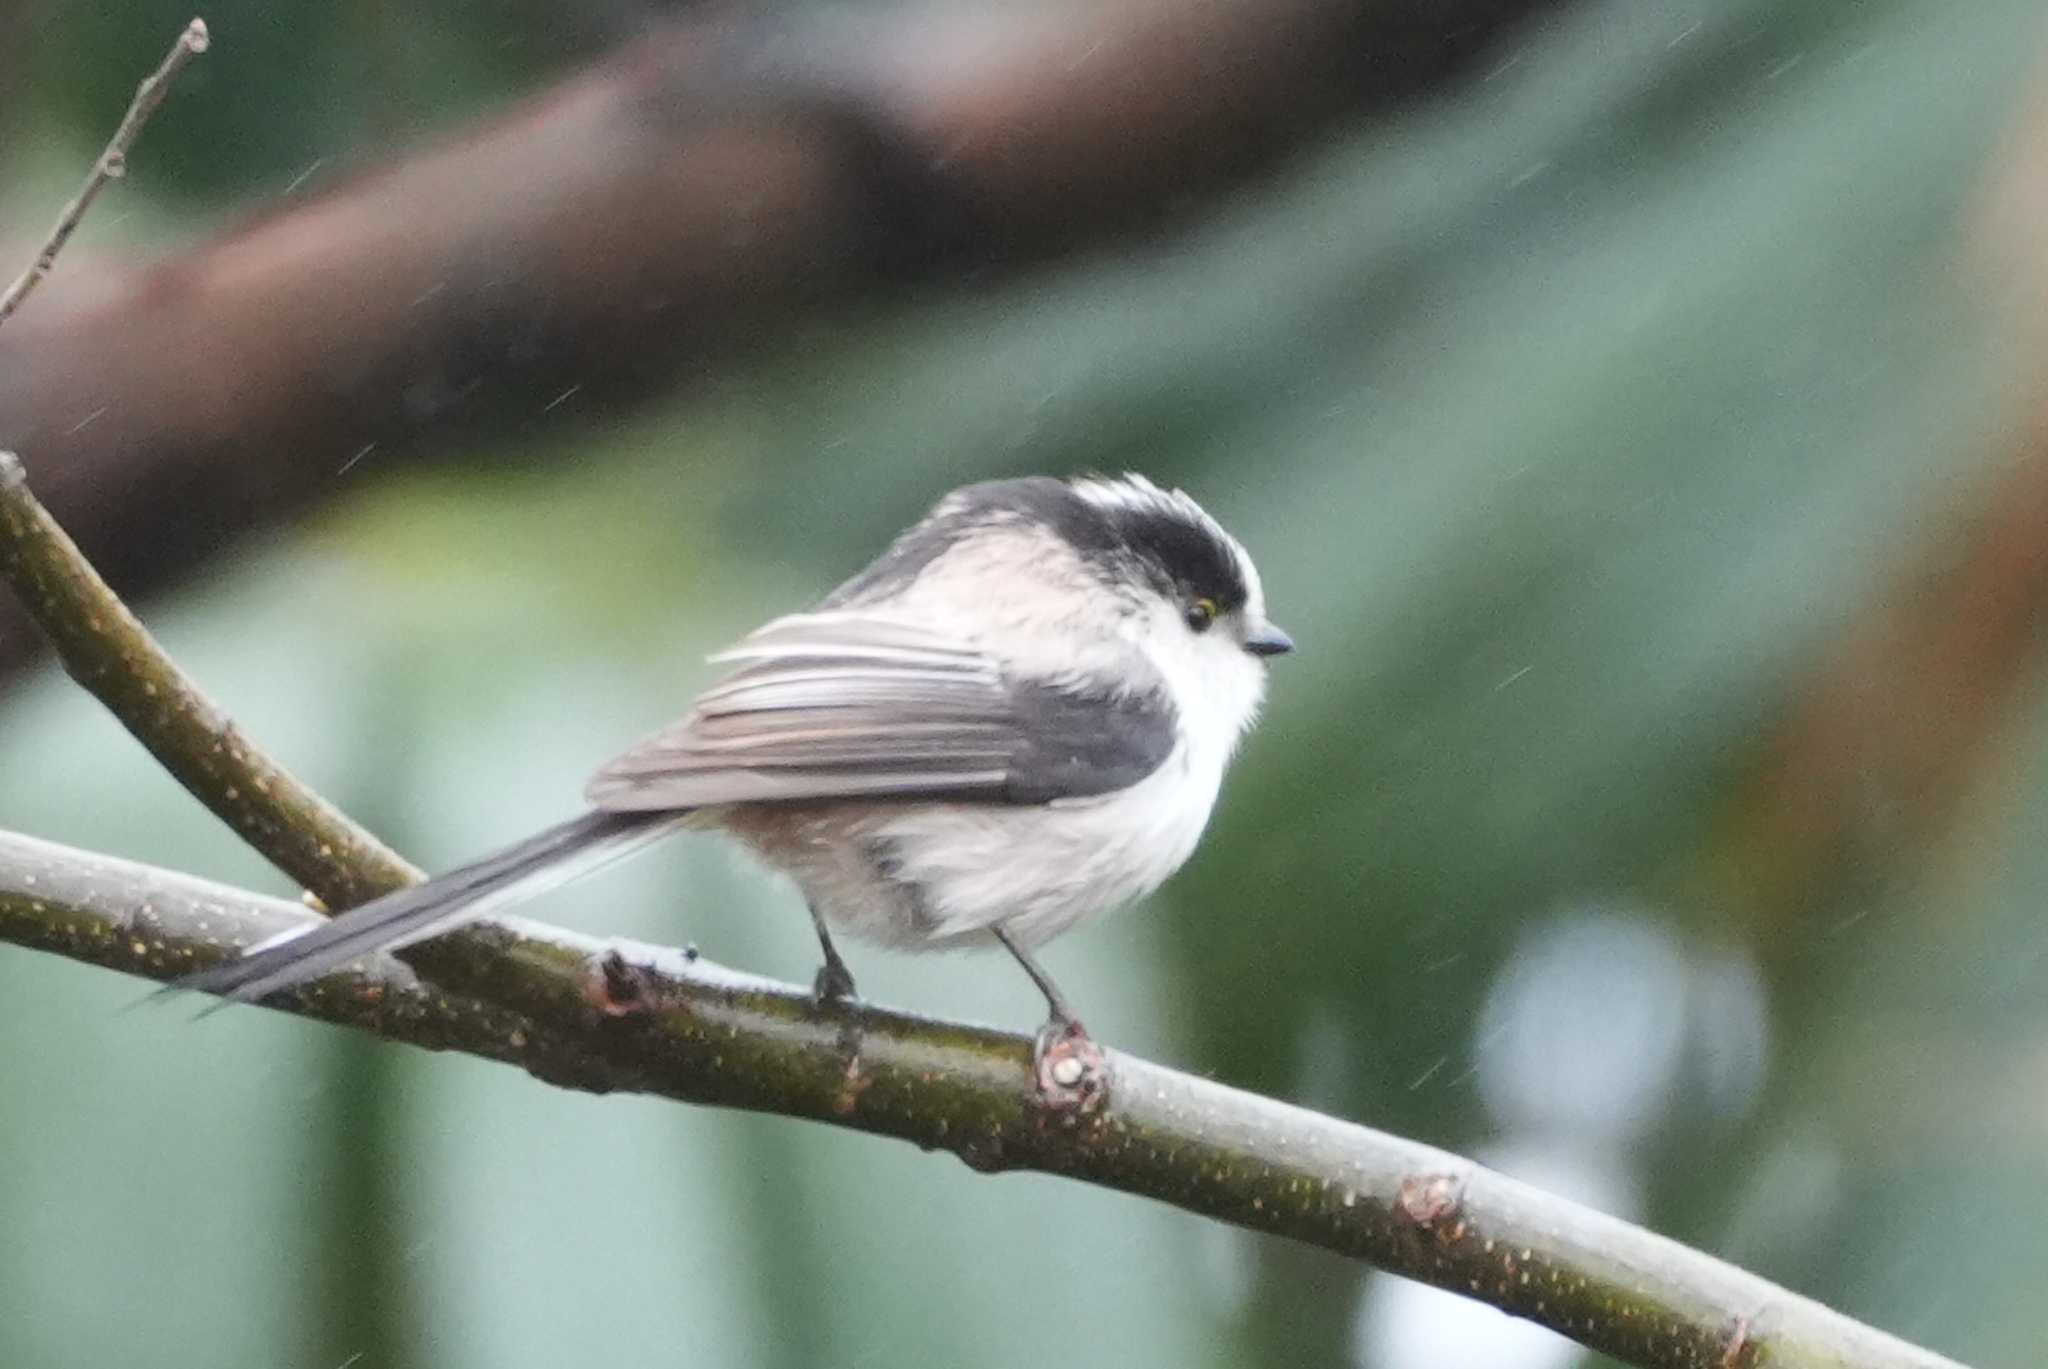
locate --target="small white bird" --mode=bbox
[175,474,1291,1076]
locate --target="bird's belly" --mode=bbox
[866,745,1221,949]
[712,745,1224,951]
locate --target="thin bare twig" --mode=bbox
[0,17,411,911]
[0,826,1968,1369]
[0,18,209,327]
[0,451,419,907]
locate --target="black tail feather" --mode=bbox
[166,810,675,1008]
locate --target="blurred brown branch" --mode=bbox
[1706,50,2048,937]
[0,825,1967,1369]
[0,18,209,326]
[1726,438,2048,923]
[0,0,1555,675]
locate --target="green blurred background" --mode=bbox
[5,1,2048,1365]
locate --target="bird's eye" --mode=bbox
[1185,597,1218,632]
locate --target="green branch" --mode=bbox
[0,827,1968,1369]
[0,452,419,908]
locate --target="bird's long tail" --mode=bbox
[168,809,682,1008]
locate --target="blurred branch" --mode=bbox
[1713,410,2048,932]
[0,827,1966,1369]
[0,452,419,908]
[1707,53,2048,931]
[0,18,209,326]
[0,0,1558,674]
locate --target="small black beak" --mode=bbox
[1243,622,1294,658]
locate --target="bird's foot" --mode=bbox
[1032,1016,1108,1114]
[808,957,867,1081]
[811,957,860,1009]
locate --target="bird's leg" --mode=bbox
[808,903,859,1006]
[991,924,1079,1023]
[992,926,1107,1112]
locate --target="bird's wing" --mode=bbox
[585,611,1178,810]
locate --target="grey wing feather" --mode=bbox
[585,611,1176,810]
